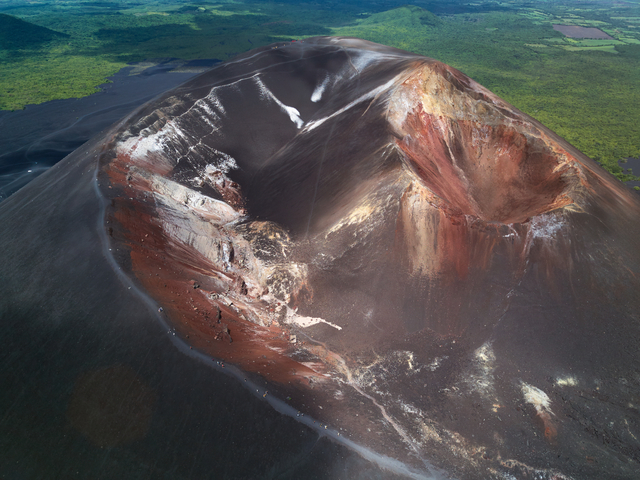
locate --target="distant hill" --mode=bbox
[0,13,68,50]
[359,5,442,28]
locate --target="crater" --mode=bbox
[388,62,577,224]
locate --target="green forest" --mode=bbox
[1,0,639,182]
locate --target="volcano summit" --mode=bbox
[1,37,639,479]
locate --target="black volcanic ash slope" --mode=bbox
[2,37,640,480]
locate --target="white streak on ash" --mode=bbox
[521,382,553,416]
[254,76,304,128]
[311,74,330,103]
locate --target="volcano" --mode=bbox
[1,37,639,479]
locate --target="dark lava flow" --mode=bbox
[2,37,640,480]
[0,60,208,201]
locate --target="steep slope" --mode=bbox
[94,37,640,479]
[1,37,639,479]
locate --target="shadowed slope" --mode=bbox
[0,13,68,50]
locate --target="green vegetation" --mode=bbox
[0,0,639,182]
[332,4,640,180]
[0,1,340,110]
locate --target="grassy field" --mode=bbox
[0,0,639,182]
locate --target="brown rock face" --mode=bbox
[389,63,576,223]
[94,37,640,479]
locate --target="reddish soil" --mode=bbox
[553,25,613,40]
[397,106,574,224]
[103,151,328,388]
